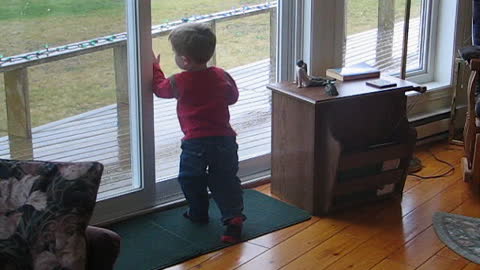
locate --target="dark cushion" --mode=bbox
[0,159,103,270]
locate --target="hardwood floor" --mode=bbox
[164,141,480,270]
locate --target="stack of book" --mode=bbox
[326,62,380,81]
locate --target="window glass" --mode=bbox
[0,0,140,199]
[151,0,276,183]
[345,0,425,74]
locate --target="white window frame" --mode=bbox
[91,0,156,224]
[408,0,457,86]
[396,0,435,81]
[277,0,302,81]
[405,0,459,122]
[300,0,345,81]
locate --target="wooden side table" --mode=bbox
[268,76,419,215]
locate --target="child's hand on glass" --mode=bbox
[152,51,160,65]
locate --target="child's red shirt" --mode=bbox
[153,63,238,140]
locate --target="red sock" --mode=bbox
[221,217,243,243]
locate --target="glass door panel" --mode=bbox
[0,0,150,212]
[151,0,276,204]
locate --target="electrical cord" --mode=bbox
[408,148,456,179]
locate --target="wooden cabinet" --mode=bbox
[268,77,418,215]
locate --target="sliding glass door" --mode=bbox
[1,0,287,222]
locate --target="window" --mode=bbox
[344,0,430,75]
[1,0,458,221]
[303,0,458,121]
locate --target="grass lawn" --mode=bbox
[347,0,421,35]
[0,0,123,21]
[0,0,421,136]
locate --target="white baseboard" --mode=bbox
[415,117,450,140]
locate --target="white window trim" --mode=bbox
[301,0,345,81]
[408,0,457,86]
[277,0,300,81]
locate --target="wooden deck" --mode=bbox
[166,142,480,270]
[0,59,272,198]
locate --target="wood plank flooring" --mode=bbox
[165,141,480,270]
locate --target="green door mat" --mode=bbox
[108,189,311,270]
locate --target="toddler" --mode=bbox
[152,23,246,243]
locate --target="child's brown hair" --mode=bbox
[169,23,216,64]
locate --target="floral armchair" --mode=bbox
[0,159,120,270]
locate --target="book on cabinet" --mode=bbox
[326,62,380,81]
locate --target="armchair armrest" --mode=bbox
[85,226,121,270]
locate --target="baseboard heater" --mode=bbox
[410,111,451,144]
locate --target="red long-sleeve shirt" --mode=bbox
[153,63,238,140]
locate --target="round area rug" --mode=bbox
[433,212,480,263]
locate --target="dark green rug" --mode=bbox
[108,189,311,270]
[433,212,480,264]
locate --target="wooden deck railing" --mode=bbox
[0,2,278,159]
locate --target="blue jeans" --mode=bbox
[178,136,245,224]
